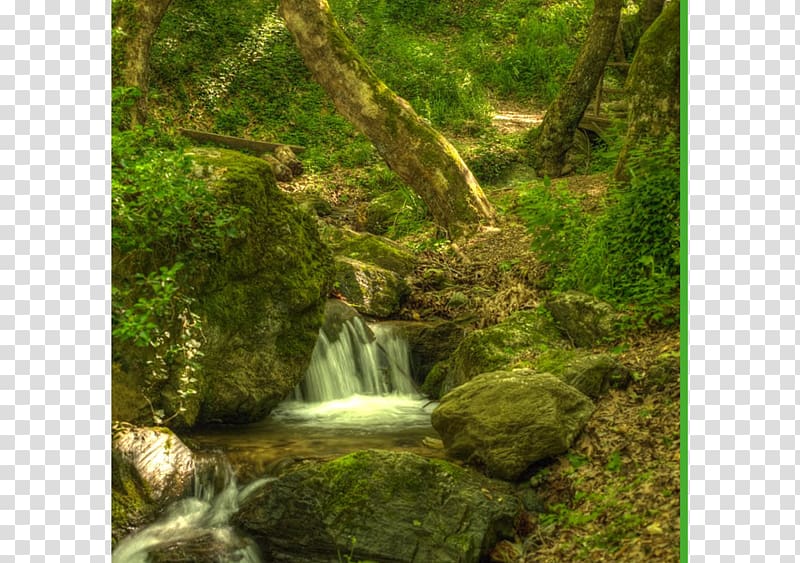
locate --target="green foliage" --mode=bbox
[112,125,248,423]
[571,135,680,325]
[519,135,679,327]
[517,177,589,286]
[479,1,591,102]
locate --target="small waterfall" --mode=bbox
[292,316,418,402]
[112,453,270,563]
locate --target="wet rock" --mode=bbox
[320,299,361,342]
[234,450,517,563]
[111,423,195,544]
[432,370,595,481]
[380,319,467,385]
[148,531,262,563]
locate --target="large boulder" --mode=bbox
[334,256,410,318]
[112,148,333,427]
[426,309,567,398]
[431,370,595,481]
[233,450,517,562]
[111,423,195,544]
[544,291,619,347]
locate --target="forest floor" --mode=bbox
[282,111,681,562]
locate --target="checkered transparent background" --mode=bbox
[1,2,109,561]
[2,1,799,560]
[688,1,800,560]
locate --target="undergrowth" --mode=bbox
[145,0,588,171]
[517,134,680,327]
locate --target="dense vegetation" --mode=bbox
[116,0,678,329]
[112,0,680,559]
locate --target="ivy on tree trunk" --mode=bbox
[279,0,496,239]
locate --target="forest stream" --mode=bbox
[113,318,441,562]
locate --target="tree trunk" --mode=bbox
[529,0,623,178]
[112,0,173,128]
[278,0,495,238]
[621,0,666,57]
[640,0,666,32]
[613,0,679,181]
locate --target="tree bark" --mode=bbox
[112,0,174,128]
[278,0,495,238]
[640,0,666,32]
[613,0,680,181]
[529,0,623,178]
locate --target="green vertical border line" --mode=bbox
[679,0,689,561]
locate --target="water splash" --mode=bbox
[112,454,271,563]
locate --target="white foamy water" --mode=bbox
[112,455,270,563]
[273,393,436,428]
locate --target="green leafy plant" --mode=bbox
[112,126,249,425]
[569,134,680,325]
[517,176,589,286]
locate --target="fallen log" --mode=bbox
[178,128,305,155]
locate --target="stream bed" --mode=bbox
[113,315,444,562]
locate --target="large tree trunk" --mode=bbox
[278,0,495,238]
[613,0,679,181]
[112,0,173,128]
[529,0,623,178]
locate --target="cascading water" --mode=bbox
[292,316,417,401]
[273,316,432,429]
[112,454,270,563]
[113,315,441,561]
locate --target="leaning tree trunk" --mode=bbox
[279,0,495,238]
[112,0,173,128]
[529,0,623,178]
[613,0,680,181]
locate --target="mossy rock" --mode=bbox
[421,360,450,399]
[233,450,517,562]
[289,190,333,217]
[362,190,403,235]
[643,350,680,391]
[191,148,333,423]
[380,319,467,385]
[334,256,410,318]
[112,148,333,427]
[531,349,632,399]
[321,224,416,276]
[432,370,595,481]
[439,309,568,396]
[544,291,620,347]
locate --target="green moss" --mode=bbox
[421,360,449,399]
[444,309,567,391]
[111,449,152,545]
